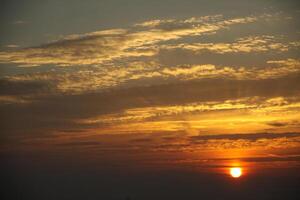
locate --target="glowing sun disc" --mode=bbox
[230,167,242,178]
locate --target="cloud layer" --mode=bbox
[0,12,299,158]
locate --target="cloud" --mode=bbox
[77,97,259,124]
[134,15,223,28]
[267,122,288,127]
[0,78,56,104]
[5,45,20,48]
[0,13,299,153]
[186,133,300,151]
[1,71,300,136]
[55,141,102,147]
[73,95,300,138]
[147,132,300,152]
[0,79,55,96]
[190,132,300,141]
[2,58,299,96]
[267,120,300,127]
[155,155,300,167]
[160,59,300,81]
[158,35,299,54]
[0,95,30,104]
[130,138,154,143]
[1,13,298,98]
[149,131,300,152]
[12,20,27,25]
[0,15,261,67]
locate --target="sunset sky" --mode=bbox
[1,0,300,199]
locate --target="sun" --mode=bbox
[230,167,242,178]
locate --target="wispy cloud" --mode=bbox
[158,35,299,54]
[190,132,300,141]
[3,58,299,96]
[160,59,300,80]
[12,20,27,25]
[2,13,298,97]
[0,15,263,67]
[4,44,20,48]
[72,96,300,140]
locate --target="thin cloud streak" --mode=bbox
[158,35,300,54]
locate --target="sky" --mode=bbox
[1,0,300,199]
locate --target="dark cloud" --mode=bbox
[235,155,300,162]
[267,122,289,127]
[190,132,300,142]
[1,73,300,139]
[56,141,102,147]
[0,79,55,96]
[267,120,300,127]
[171,155,300,166]
[58,129,87,133]
[130,138,154,143]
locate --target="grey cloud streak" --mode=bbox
[190,132,300,142]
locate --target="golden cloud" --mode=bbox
[0,15,261,67]
[158,35,299,53]
[3,58,299,96]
